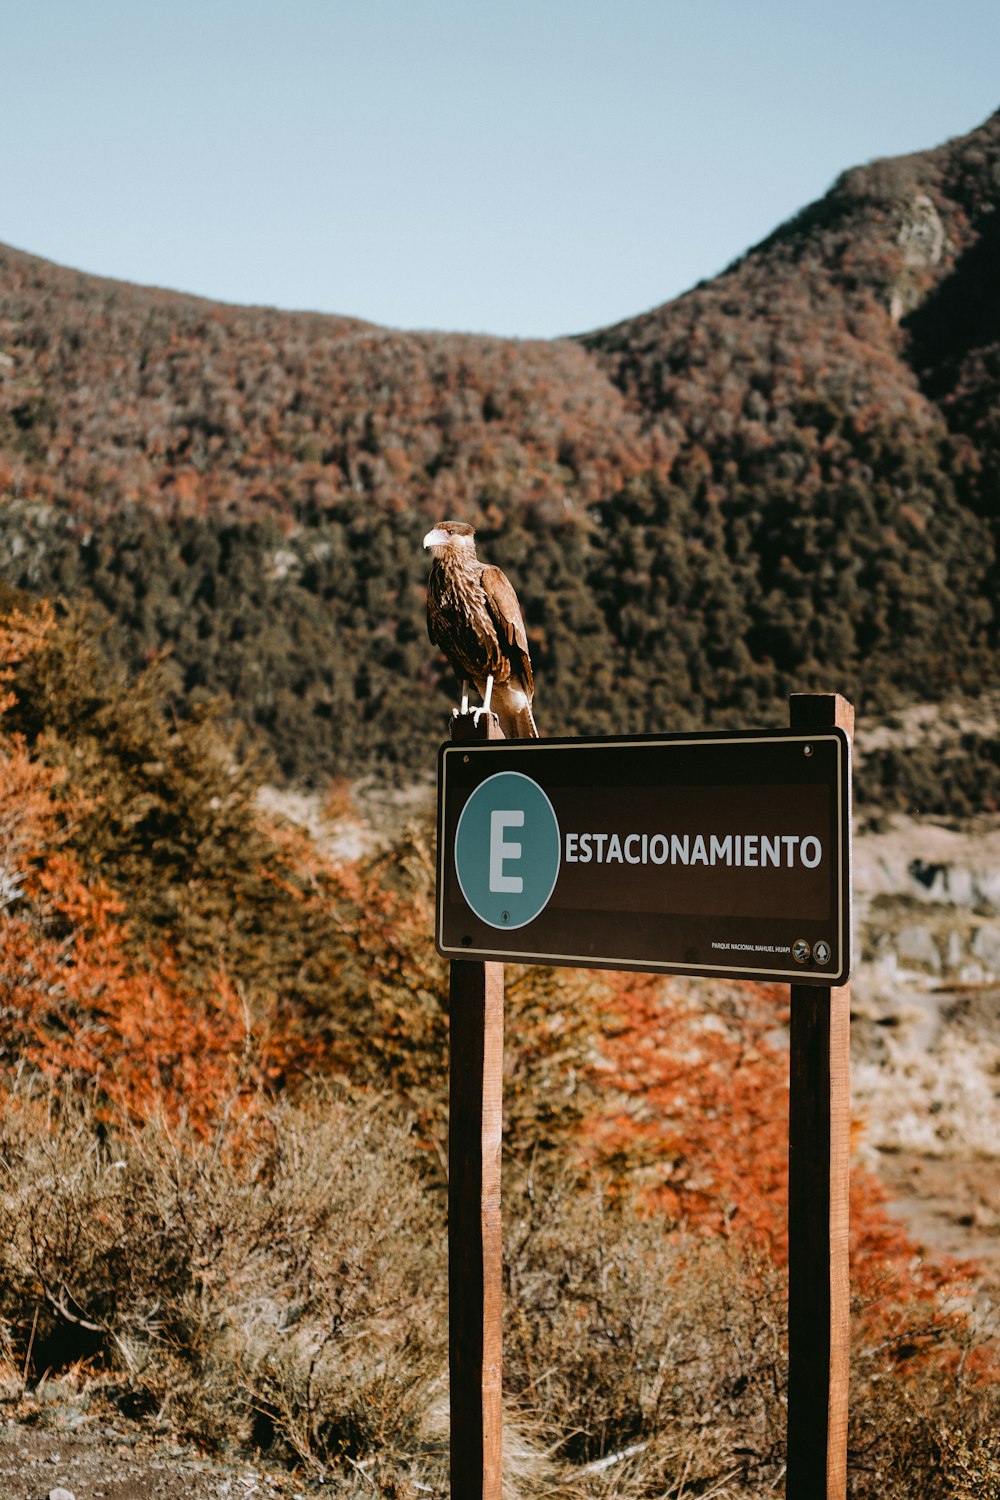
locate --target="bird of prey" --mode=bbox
[423,520,539,738]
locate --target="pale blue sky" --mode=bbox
[3,1,998,337]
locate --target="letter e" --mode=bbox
[489,810,525,893]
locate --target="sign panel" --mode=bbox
[437,729,852,985]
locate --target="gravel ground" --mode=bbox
[0,1423,313,1500]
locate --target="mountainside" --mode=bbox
[1,112,998,783]
[582,107,1000,516]
[0,242,656,520]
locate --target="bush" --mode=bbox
[0,1087,448,1484]
[0,1087,996,1496]
[506,1175,1000,1498]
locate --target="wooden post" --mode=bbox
[449,710,504,1500]
[786,693,853,1500]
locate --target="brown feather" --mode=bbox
[479,566,534,697]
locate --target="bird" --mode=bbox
[423,520,539,738]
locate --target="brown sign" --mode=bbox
[437,729,852,985]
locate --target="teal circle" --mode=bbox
[455,771,561,930]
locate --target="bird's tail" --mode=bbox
[509,700,539,739]
[491,680,539,739]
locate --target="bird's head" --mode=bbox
[422,520,477,559]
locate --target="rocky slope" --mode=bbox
[850,798,1000,1294]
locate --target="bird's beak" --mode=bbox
[423,528,450,549]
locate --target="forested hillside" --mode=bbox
[0,111,998,783]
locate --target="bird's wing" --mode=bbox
[480,565,534,695]
[426,563,447,648]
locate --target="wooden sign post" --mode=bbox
[786,694,853,1500]
[439,695,854,1500]
[448,710,504,1500]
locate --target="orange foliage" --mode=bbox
[587,970,976,1326]
[0,611,293,1136]
[588,974,790,1241]
[1,875,249,1136]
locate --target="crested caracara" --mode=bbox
[423,520,538,738]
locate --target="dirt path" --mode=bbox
[0,1424,309,1500]
[875,1150,1000,1303]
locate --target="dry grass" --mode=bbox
[0,1084,996,1497]
[507,1177,999,1497]
[0,1085,449,1490]
[505,1177,786,1494]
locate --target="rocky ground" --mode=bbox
[850,812,1000,1298]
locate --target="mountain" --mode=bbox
[0,112,998,785]
[582,107,1000,518]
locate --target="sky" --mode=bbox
[3,1,999,339]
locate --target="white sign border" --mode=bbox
[438,731,851,984]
